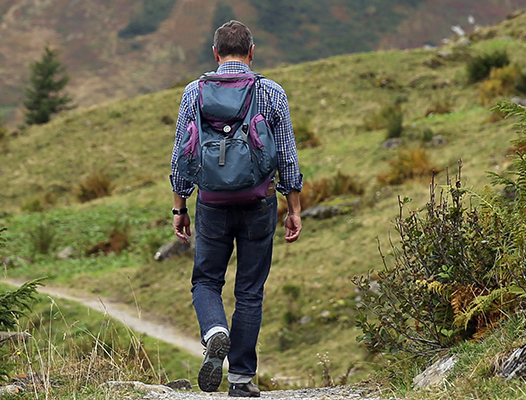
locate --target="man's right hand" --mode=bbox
[285,213,302,243]
[173,214,192,243]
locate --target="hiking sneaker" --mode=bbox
[198,332,230,392]
[228,382,261,397]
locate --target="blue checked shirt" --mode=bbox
[170,61,303,198]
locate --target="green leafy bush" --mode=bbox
[29,221,56,255]
[355,104,526,356]
[0,230,42,380]
[466,50,510,84]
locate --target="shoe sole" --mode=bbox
[198,333,230,392]
[229,389,261,397]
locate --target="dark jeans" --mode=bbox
[191,195,278,378]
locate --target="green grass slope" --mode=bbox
[2,12,526,388]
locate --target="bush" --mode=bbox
[385,108,404,139]
[29,221,56,255]
[377,147,441,185]
[478,65,526,105]
[293,119,320,149]
[277,171,364,221]
[363,103,403,133]
[76,173,115,203]
[118,0,177,39]
[86,219,131,256]
[0,230,42,380]
[425,93,454,116]
[355,103,526,356]
[466,50,510,84]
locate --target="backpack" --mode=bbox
[177,72,277,205]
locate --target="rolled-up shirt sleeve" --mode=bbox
[261,80,303,195]
[170,82,199,198]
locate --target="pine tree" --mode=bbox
[23,46,74,125]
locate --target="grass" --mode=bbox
[2,12,526,396]
[0,282,201,399]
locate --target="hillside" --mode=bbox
[2,9,526,391]
[1,0,526,125]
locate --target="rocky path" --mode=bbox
[1,279,392,400]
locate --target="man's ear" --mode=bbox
[213,46,220,63]
[248,44,255,63]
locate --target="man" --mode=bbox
[170,20,302,397]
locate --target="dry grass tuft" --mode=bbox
[76,173,115,203]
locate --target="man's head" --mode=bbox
[213,20,254,64]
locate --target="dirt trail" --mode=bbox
[1,278,204,359]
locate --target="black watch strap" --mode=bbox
[172,207,188,215]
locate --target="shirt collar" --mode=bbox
[216,61,252,74]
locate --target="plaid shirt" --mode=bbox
[170,61,302,198]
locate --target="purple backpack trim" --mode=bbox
[249,114,267,150]
[199,177,272,205]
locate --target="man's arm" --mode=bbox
[284,189,302,243]
[173,193,191,243]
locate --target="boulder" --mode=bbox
[164,379,192,391]
[498,345,526,380]
[154,240,193,261]
[413,355,457,389]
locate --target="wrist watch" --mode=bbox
[172,207,188,215]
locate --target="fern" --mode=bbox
[455,286,526,329]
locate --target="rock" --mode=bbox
[498,345,526,380]
[511,97,526,107]
[103,381,175,394]
[382,138,403,150]
[154,240,193,261]
[430,135,447,147]
[0,385,23,394]
[0,332,32,346]
[301,199,361,220]
[56,247,75,260]
[164,379,192,391]
[413,355,457,389]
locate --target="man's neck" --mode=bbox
[217,56,250,66]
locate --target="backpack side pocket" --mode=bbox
[177,121,200,183]
[249,114,277,177]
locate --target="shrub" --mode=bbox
[29,221,56,255]
[385,108,404,139]
[466,50,510,84]
[363,103,402,132]
[294,119,320,149]
[118,0,177,39]
[478,65,526,105]
[21,197,44,213]
[86,219,131,256]
[76,173,115,203]
[377,147,441,185]
[0,279,42,381]
[355,103,526,356]
[425,93,454,116]
[0,114,8,154]
[277,171,364,221]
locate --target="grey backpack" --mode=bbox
[177,73,277,204]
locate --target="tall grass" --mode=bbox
[1,287,200,398]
